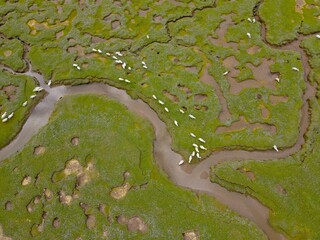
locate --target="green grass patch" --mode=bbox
[0,37,26,71]
[0,70,41,149]
[259,0,302,45]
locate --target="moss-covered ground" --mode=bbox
[0,0,315,161]
[0,94,266,239]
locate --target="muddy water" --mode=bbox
[199,64,232,121]
[208,14,238,51]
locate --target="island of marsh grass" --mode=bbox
[211,98,320,239]
[301,34,320,86]
[0,0,312,162]
[259,0,320,45]
[0,94,266,239]
[0,70,42,149]
[0,36,26,72]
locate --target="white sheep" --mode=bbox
[8,112,14,119]
[1,112,7,119]
[200,145,207,150]
[190,133,196,138]
[189,114,196,119]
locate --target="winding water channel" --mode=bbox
[2,60,311,239]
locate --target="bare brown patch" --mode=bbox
[111,20,120,30]
[139,9,149,17]
[163,90,179,102]
[113,0,122,6]
[80,202,90,213]
[153,15,163,23]
[269,95,289,105]
[71,137,80,146]
[194,105,208,111]
[123,171,130,180]
[65,159,82,175]
[296,0,306,13]
[57,5,63,14]
[34,146,46,155]
[276,184,288,195]
[5,201,13,211]
[260,105,270,119]
[76,172,91,187]
[177,84,192,94]
[56,30,64,39]
[247,45,261,55]
[92,36,105,43]
[67,45,85,57]
[34,195,41,204]
[26,201,34,213]
[168,0,183,6]
[183,230,200,240]
[127,217,148,233]
[53,160,96,187]
[58,190,73,205]
[52,217,60,228]
[68,38,76,43]
[239,168,256,180]
[86,215,96,229]
[185,66,198,73]
[3,50,12,57]
[110,183,131,200]
[2,85,18,101]
[194,94,207,101]
[117,215,129,225]
[216,116,276,134]
[43,188,53,201]
[98,204,107,215]
[22,175,32,186]
[223,56,239,69]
